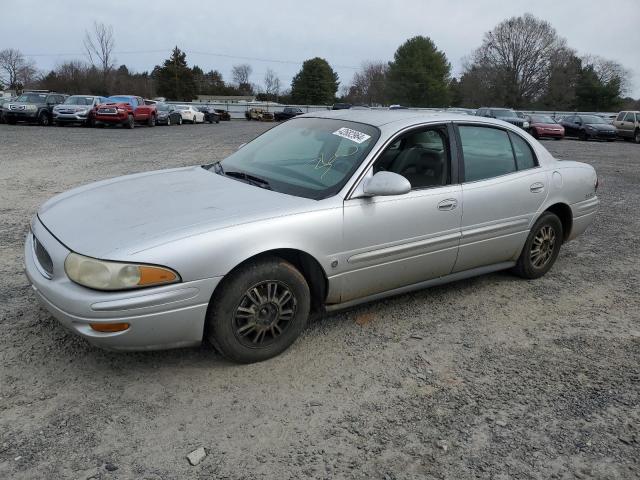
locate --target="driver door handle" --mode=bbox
[438,199,457,211]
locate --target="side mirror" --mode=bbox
[363,171,411,197]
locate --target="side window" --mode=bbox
[508,132,537,170]
[373,127,451,189]
[624,112,636,122]
[617,112,626,121]
[459,126,516,182]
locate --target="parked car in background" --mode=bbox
[214,109,231,121]
[174,105,205,124]
[25,111,599,363]
[560,114,617,141]
[613,111,640,143]
[389,105,408,110]
[476,107,528,130]
[332,103,352,110]
[94,95,157,129]
[0,96,16,123]
[4,91,67,126]
[53,95,108,127]
[526,114,565,140]
[599,113,617,124]
[274,107,304,121]
[197,106,220,123]
[245,108,274,121]
[156,103,183,126]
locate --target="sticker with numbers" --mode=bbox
[332,127,371,144]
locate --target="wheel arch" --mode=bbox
[543,202,572,242]
[211,248,329,314]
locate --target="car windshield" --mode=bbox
[157,103,171,111]
[175,105,189,110]
[582,115,606,124]
[15,93,47,103]
[108,96,135,105]
[64,96,95,105]
[530,115,556,124]
[210,118,380,200]
[491,109,518,118]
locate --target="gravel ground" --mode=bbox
[0,122,638,480]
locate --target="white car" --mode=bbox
[174,105,204,124]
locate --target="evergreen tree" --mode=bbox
[291,57,339,105]
[155,47,197,101]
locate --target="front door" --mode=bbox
[453,124,548,272]
[338,124,462,302]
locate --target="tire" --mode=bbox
[634,129,640,144]
[178,116,183,125]
[38,112,51,126]
[125,114,135,129]
[166,117,171,126]
[148,115,156,127]
[512,212,563,279]
[206,257,311,364]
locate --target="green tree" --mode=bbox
[386,36,451,107]
[291,57,339,105]
[575,65,622,111]
[155,47,197,101]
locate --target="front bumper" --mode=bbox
[53,112,89,123]
[5,111,38,121]
[94,113,128,124]
[568,196,599,241]
[588,130,616,140]
[24,216,222,351]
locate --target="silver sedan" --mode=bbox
[25,111,599,363]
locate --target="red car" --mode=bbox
[527,114,565,140]
[94,95,157,128]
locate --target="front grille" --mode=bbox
[33,234,54,278]
[98,108,116,114]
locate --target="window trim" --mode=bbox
[345,122,459,200]
[454,123,540,184]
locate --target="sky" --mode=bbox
[3,0,640,98]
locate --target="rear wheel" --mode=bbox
[512,212,563,279]
[206,257,311,363]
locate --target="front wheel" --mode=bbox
[634,129,640,144]
[125,114,135,129]
[512,212,563,279]
[148,115,156,127]
[38,112,51,126]
[206,257,311,363]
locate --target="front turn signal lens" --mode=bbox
[90,322,130,333]
[65,253,180,291]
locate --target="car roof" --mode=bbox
[299,109,489,128]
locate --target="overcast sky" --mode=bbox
[5,0,640,98]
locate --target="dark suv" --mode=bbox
[4,91,68,126]
[476,107,527,129]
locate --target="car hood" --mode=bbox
[533,123,563,128]
[38,166,316,259]
[585,123,615,130]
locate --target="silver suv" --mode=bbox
[613,111,640,143]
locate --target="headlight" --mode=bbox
[117,108,125,113]
[77,109,89,115]
[64,253,180,291]
[523,121,530,128]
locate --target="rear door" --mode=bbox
[340,123,462,302]
[620,112,636,138]
[453,124,547,272]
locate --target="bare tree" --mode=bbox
[0,48,36,89]
[467,13,567,107]
[263,68,281,99]
[582,54,631,95]
[84,21,115,89]
[232,64,252,85]
[346,62,388,105]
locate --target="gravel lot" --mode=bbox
[1,122,638,480]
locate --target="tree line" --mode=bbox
[1,14,636,111]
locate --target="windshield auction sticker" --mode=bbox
[332,127,371,144]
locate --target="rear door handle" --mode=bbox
[530,182,545,193]
[438,199,457,211]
